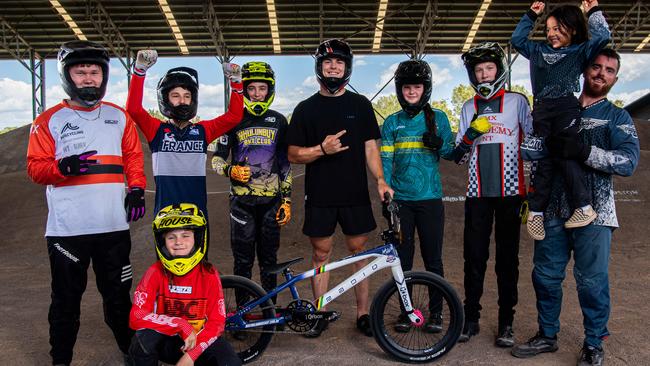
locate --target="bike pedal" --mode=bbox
[327,311,341,323]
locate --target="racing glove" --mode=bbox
[223,63,244,94]
[452,115,492,163]
[124,187,145,222]
[276,198,291,226]
[422,133,443,151]
[58,150,98,176]
[133,49,158,75]
[224,163,251,183]
[546,135,591,162]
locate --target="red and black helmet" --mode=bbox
[314,39,353,94]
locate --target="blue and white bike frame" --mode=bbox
[227,242,423,330]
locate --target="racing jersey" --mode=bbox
[213,109,291,197]
[126,73,244,216]
[27,100,146,237]
[129,262,225,362]
[457,89,533,198]
[380,109,454,201]
[544,98,640,227]
[511,7,610,100]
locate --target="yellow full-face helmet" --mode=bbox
[242,61,275,116]
[152,203,208,276]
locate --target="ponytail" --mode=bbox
[422,103,440,161]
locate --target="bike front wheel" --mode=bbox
[370,271,464,363]
[221,275,276,364]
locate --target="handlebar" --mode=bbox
[381,193,401,244]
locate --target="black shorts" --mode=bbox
[303,205,377,237]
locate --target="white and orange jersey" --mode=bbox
[27,100,146,237]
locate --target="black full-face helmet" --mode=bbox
[57,40,110,107]
[314,39,353,94]
[461,42,509,100]
[394,60,432,118]
[157,67,199,121]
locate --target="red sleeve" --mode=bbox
[129,264,195,338]
[121,112,146,189]
[200,81,244,143]
[187,269,226,361]
[26,106,66,185]
[125,73,162,142]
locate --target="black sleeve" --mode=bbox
[286,101,307,146]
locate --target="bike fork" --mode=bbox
[391,264,425,327]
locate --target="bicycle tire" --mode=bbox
[369,271,464,363]
[221,275,276,364]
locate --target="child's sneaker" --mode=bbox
[527,213,545,240]
[564,206,597,229]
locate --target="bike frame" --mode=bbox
[227,242,418,330]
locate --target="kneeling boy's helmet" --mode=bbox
[152,203,207,276]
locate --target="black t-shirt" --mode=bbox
[287,90,380,207]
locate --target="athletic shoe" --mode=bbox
[394,313,411,333]
[565,206,597,229]
[357,314,373,337]
[495,325,515,348]
[577,344,604,366]
[527,214,545,240]
[511,332,558,358]
[457,321,480,343]
[424,312,443,334]
[303,318,329,338]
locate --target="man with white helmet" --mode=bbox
[27,40,146,365]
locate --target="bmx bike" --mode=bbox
[221,194,463,363]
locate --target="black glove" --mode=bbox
[125,187,145,222]
[546,135,591,161]
[58,150,98,176]
[422,132,443,151]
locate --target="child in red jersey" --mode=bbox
[128,203,241,366]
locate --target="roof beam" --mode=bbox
[462,0,492,52]
[413,0,438,58]
[157,0,189,55]
[49,0,87,41]
[85,0,133,74]
[0,16,45,118]
[266,0,282,54]
[609,0,650,51]
[371,0,389,53]
[331,0,414,55]
[204,0,229,62]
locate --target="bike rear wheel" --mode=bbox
[370,271,463,363]
[221,275,276,364]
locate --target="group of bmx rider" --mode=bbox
[25,1,639,365]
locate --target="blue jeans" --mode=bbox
[532,218,612,347]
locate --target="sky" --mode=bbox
[1,51,649,129]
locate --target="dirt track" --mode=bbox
[1,125,648,365]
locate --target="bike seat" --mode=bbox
[265,258,303,274]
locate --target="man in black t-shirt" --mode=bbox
[287,39,392,338]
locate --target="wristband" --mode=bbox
[320,143,328,156]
